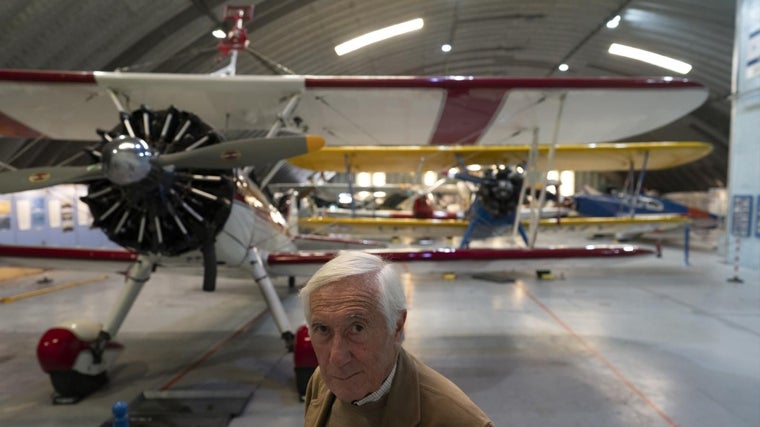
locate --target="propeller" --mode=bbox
[0,106,324,292]
[157,134,324,170]
[0,135,324,194]
[0,134,323,194]
[0,164,104,193]
[455,166,524,217]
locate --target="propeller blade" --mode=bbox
[453,171,484,185]
[158,135,325,170]
[0,164,104,194]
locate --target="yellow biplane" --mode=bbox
[290,141,713,246]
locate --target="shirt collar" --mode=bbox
[352,361,397,406]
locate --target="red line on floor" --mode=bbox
[516,281,680,427]
[158,309,271,391]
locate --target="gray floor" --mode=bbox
[0,240,758,426]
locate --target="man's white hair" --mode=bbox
[299,251,407,333]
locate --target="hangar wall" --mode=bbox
[728,0,760,270]
[0,185,114,248]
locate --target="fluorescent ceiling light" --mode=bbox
[335,18,424,56]
[608,43,692,74]
[606,15,621,29]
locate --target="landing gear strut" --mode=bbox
[37,256,155,403]
[244,247,294,352]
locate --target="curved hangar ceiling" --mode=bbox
[0,0,735,192]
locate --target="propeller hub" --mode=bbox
[102,136,153,185]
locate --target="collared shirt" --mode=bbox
[352,362,397,406]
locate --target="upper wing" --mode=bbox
[287,141,714,172]
[0,70,707,145]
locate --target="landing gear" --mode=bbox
[47,371,108,404]
[244,248,295,352]
[293,325,317,399]
[36,256,155,403]
[37,324,123,404]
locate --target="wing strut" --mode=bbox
[344,154,357,216]
[524,93,567,248]
[255,93,303,189]
[628,151,650,217]
[511,128,537,242]
[106,89,128,114]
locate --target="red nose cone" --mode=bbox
[412,195,435,219]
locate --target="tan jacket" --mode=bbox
[304,347,494,426]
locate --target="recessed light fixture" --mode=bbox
[558,63,569,72]
[608,43,692,74]
[606,15,621,29]
[212,29,227,39]
[441,43,452,53]
[334,18,424,56]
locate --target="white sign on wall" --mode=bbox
[747,27,760,79]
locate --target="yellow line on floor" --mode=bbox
[0,275,110,304]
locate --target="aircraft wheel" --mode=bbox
[293,325,317,400]
[295,366,315,400]
[37,324,121,403]
[48,370,108,404]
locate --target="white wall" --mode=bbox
[0,185,115,249]
[728,0,760,270]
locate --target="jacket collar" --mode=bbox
[380,348,421,426]
[304,348,422,427]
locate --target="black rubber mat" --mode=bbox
[100,389,253,427]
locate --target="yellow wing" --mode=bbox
[298,215,690,240]
[288,141,712,172]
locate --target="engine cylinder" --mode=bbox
[82,107,235,256]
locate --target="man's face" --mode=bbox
[308,276,404,402]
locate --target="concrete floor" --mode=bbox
[0,241,758,426]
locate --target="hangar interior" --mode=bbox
[0,1,758,426]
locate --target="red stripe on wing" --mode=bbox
[303,76,704,146]
[0,245,137,261]
[430,87,506,145]
[268,245,652,265]
[0,69,96,83]
[302,76,703,90]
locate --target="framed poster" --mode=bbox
[731,195,753,237]
[0,199,10,230]
[756,195,760,238]
[747,26,760,80]
[31,196,45,228]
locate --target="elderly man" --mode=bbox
[299,251,493,426]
